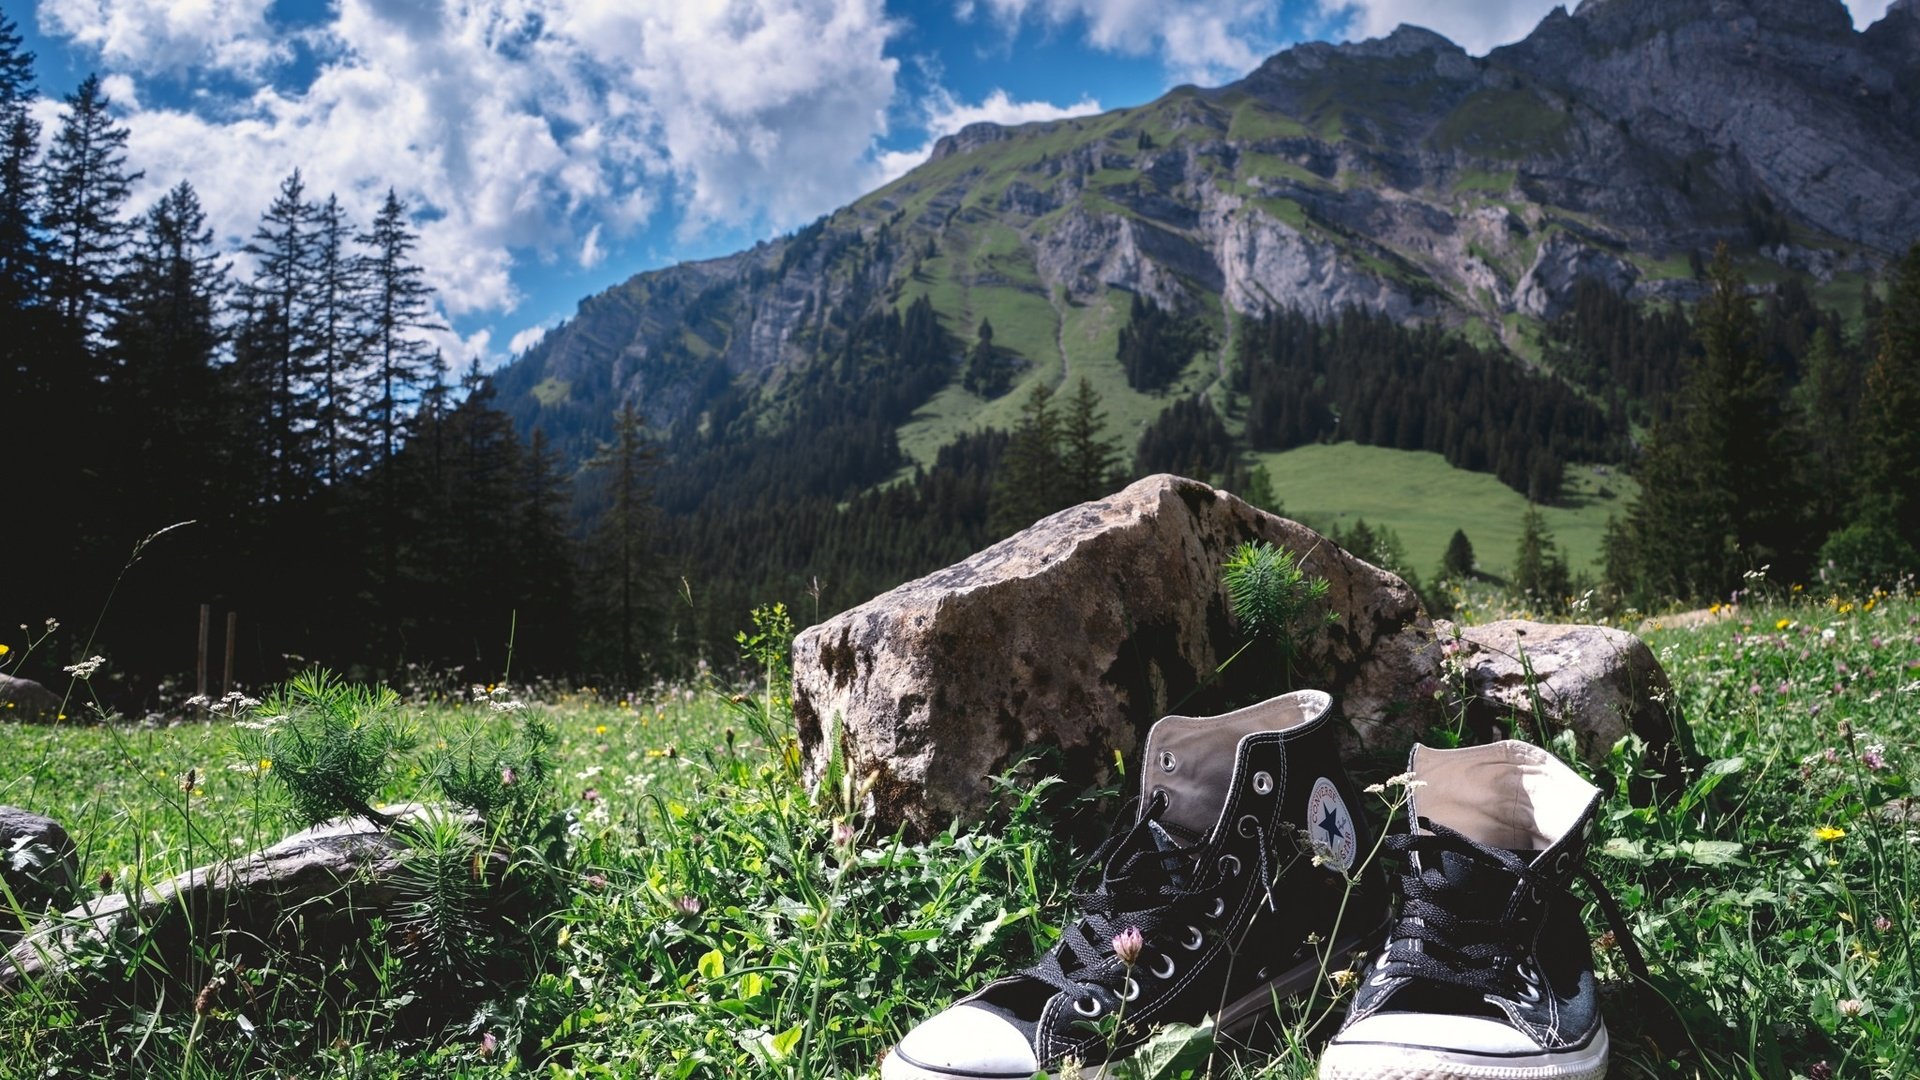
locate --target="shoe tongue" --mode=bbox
[1429,847,1523,901]
[1140,819,1197,889]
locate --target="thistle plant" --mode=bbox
[1221,540,1337,688]
[232,669,418,829]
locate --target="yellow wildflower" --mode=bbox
[0,643,9,655]
[1776,619,1792,630]
[1815,826,1846,842]
[259,759,272,771]
[595,724,608,735]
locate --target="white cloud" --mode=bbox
[38,0,284,74]
[1322,0,1563,56]
[42,0,906,350]
[972,0,1291,83]
[509,324,552,356]
[1845,0,1894,26]
[874,87,1104,181]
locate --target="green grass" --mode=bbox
[7,587,1916,1078]
[1252,442,1633,580]
[529,377,570,407]
[1429,90,1573,160]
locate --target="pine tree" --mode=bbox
[1859,244,1920,542]
[237,170,321,500]
[40,74,140,346]
[990,380,1064,534]
[512,428,578,673]
[358,189,441,476]
[1792,325,1859,532]
[583,403,661,683]
[0,9,40,326]
[1060,376,1121,503]
[1615,247,1802,603]
[1442,528,1476,579]
[109,182,229,509]
[1513,505,1570,607]
[311,194,365,484]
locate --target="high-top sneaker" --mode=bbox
[883,690,1388,1080]
[1319,740,1648,1080]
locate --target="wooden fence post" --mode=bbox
[196,603,210,698]
[223,611,238,693]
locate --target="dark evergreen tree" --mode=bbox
[1060,376,1121,503]
[963,315,1016,398]
[357,188,441,477]
[311,194,365,484]
[990,380,1064,534]
[0,8,39,325]
[1825,244,1920,583]
[511,428,579,673]
[583,403,661,683]
[1117,294,1212,392]
[1513,505,1570,607]
[40,74,140,346]
[1792,326,1861,532]
[236,170,321,500]
[1442,529,1476,579]
[1614,247,1805,603]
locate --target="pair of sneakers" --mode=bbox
[882,690,1643,1080]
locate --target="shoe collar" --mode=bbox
[1407,740,1601,876]
[1139,689,1330,840]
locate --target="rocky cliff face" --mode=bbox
[497,0,1920,456]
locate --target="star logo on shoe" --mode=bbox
[1306,777,1357,871]
[1319,804,1347,846]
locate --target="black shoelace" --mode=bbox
[1376,819,1650,1000]
[1024,791,1223,1009]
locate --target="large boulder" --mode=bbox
[1439,619,1692,798]
[789,474,1435,836]
[0,674,61,722]
[1,807,78,935]
[1,805,511,991]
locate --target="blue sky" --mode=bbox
[8,0,1898,366]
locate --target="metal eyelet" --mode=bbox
[1160,751,1178,773]
[1514,962,1542,1003]
[1218,854,1242,877]
[1073,996,1102,1017]
[1207,897,1227,920]
[1237,814,1261,837]
[1150,953,1176,980]
[1374,951,1391,970]
[1369,971,1391,986]
[1251,770,1274,795]
[1119,977,1141,1002]
[1181,925,1205,951]
[1553,851,1573,875]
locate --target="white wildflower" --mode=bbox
[63,656,106,680]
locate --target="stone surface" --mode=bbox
[0,807,78,933]
[1437,619,1689,796]
[0,674,61,722]
[789,474,1434,837]
[0,804,504,990]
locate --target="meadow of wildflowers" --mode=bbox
[0,592,1912,1078]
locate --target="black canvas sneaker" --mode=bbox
[883,690,1387,1080]
[1319,740,1648,1080]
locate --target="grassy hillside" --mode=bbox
[1255,443,1634,580]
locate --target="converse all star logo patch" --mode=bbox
[1306,777,1357,871]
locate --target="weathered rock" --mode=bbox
[1437,619,1690,797]
[0,808,78,933]
[790,474,1435,837]
[1,804,508,990]
[1514,232,1641,318]
[0,674,61,722]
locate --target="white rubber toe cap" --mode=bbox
[1333,1011,1543,1055]
[883,1004,1041,1080]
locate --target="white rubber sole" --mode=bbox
[1318,1023,1609,1080]
[882,926,1385,1080]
